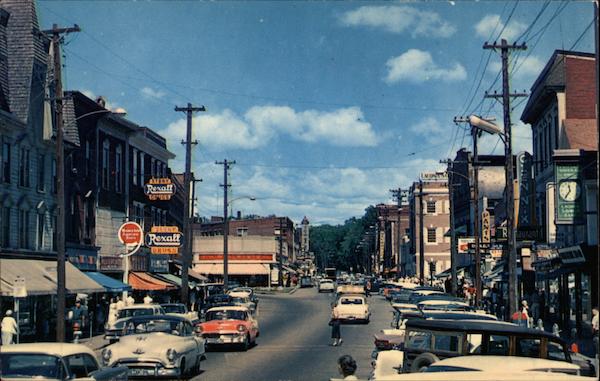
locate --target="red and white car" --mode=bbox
[197,306,259,350]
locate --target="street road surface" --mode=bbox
[196,288,392,381]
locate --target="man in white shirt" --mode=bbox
[1,310,18,345]
[143,294,153,304]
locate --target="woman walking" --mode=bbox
[330,310,342,346]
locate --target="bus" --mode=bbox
[324,267,336,281]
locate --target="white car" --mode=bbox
[161,303,199,323]
[102,315,205,379]
[318,279,335,293]
[105,304,165,343]
[333,294,370,323]
[229,294,257,315]
[423,356,582,375]
[0,343,128,381]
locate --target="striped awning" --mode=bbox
[128,272,178,291]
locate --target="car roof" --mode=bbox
[0,343,96,358]
[406,319,565,341]
[160,303,184,307]
[123,314,190,323]
[421,311,497,320]
[431,355,580,371]
[418,300,469,306]
[206,306,250,313]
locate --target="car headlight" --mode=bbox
[237,324,247,332]
[101,349,112,365]
[166,348,178,362]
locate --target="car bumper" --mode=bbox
[203,333,247,345]
[114,359,180,378]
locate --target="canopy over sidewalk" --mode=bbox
[128,272,178,291]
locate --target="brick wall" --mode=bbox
[565,56,596,119]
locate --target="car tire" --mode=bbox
[177,358,186,380]
[410,352,439,373]
[242,334,250,351]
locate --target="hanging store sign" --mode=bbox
[144,178,176,201]
[118,221,144,257]
[457,238,475,254]
[516,152,534,227]
[555,163,583,224]
[146,226,183,255]
[420,171,448,182]
[481,211,491,243]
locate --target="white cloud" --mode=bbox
[339,5,456,38]
[475,14,527,42]
[409,117,448,144]
[161,105,378,151]
[385,49,467,84]
[140,86,166,100]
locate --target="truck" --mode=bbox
[324,267,336,281]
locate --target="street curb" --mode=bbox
[288,285,300,294]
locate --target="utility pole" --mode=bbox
[471,127,482,306]
[42,23,80,343]
[484,39,527,318]
[390,188,404,277]
[191,176,203,223]
[216,159,235,291]
[278,217,284,287]
[175,103,205,306]
[441,159,458,296]
[418,180,425,285]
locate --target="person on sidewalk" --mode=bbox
[1,310,18,345]
[365,280,371,297]
[337,355,358,380]
[592,306,598,355]
[330,310,342,346]
[143,294,153,304]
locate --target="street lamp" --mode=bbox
[468,114,517,319]
[223,195,256,291]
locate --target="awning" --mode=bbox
[483,261,506,282]
[84,272,132,293]
[444,225,467,237]
[194,263,270,275]
[434,266,468,279]
[175,264,209,283]
[0,259,104,296]
[128,272,178,291]
[152,273,196,289]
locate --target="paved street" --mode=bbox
[196,288,392,381]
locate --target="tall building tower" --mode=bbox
[300,216,310,256]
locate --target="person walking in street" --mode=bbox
[336,355,358,380]
[1,310,18,345]
[330,310,342,346]
[365,280,371,297]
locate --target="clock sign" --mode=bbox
[558,180,581,202]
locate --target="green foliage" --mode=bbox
[310,206,378,272]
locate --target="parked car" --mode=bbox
[1,343,128,381]
[400,319,595,376]
[332,294,370,323]
[104,304,165,343]
[161,303,199,324]
[198,306,259,350]
[422,355,583,375]
[318,279,335,293]
[101,315,205,379]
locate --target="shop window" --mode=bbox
[427,228,437,243]
[1,140,10,183]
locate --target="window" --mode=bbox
[102,139,109,189]
[150,158,155,177]
[18,209,30,249]
[1,207,10,247]
[83,199,91,240]
[51,159,57,193]
[547,341,567,362]
[516,338,541,358]
[19,147,30,187]
[139,152,145,184]
[84,140,90,176]
[486,335,509,356]
[132,148,138,186]
[37,154,45,192]
[64,353,98,378]
[115,145,122,193]
[426,200,436,214]
[52,214,57,251]
[2,141,10,183]
[237,227,248,236]
[162,163,167,177]
[406,330,432,350]
[467,333,483,354]
[427,228,436,243]
[37,213,45,250]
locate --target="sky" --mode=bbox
[37,0,596,226]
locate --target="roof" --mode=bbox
[0,342,96,357]
[3,0,49,123]
[62,95,80,146]
[561,119,598,151]
[206,306,250,313]
[406,319,564,341]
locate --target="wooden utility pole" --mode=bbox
[278,217,284,287]
[42,23,80,343]
[216,159,235,291]
[390,188,404,277]
[441,159,458,296]
[484,39,527,318]
[418,180,425,285]
[175,103,205,306]
[471,127,482,305]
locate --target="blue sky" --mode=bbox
[38,0,596,225]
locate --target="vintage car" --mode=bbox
[417,299,472,312]
[229,287,259,305]
[105,304,165,343]
[101,315,205,379]
[229,295,257,315]
[161,303,199,324]
[333,294,370,323]
[400,319,595,376]
[0,343,128,381]
[336,284,365,295]
[299,275,313,288]
[198,306,259,350]
[318,279,335,293]
[201,294,234,315]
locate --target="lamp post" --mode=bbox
[468,114,517,318]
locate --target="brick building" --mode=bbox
[375,204,410,277]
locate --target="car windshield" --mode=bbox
[206,310,247,321]
[340,298,363,305]
[123,319,184,336]
[118,308,155,318]
[162,305,186,314]
[0,354,64,379]
[232,297,250,303]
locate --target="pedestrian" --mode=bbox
[116,296,125,310]
[107,298,118,326]
[1,310,18,345]
[330,310,342,346]
[336,355,358,380]
[71,300,88,330]
[365,280,371,297]
[126,294,135,306]
[521,300,530,328]
[591,307,598,352]
[143,294,153,304]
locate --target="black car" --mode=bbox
[201,294,233,315]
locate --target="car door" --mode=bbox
[184,321,205,356]
[63,353,99,379]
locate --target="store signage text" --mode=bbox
[146,226,182,255]
[145,178,176,201]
